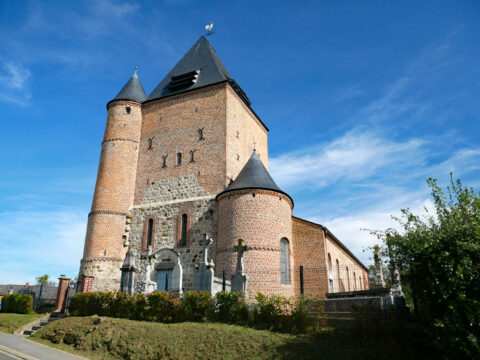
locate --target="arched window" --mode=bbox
[346,267,350,291]
[180,214,187,247]
[177,153,182,166]
[359,276,362,290]
[353,271,356,290]
[280,238,290,285]
[336,259,340,291]
[328,253,332,271]
[147,218,154,248]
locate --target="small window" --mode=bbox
[353,272,356,290]
[147,218,154,247]
[329,279,334,293]
[359,276,362,290]
[125,107,131,114]
[180,214,187,247]
[177,153,182,166]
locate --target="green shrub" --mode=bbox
[288,297,316,333]
[183,291,214,322]
[253,292,290,331]
[147,291,176,322]
[1,293,33,314]
[110,292,135,319]
[133,293,148,321]
[215,291,249,324]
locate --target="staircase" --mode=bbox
[21,312,67,336]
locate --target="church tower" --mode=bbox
[78,69,147,292]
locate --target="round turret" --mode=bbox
[216,152,294,299]
[79,69,146,292]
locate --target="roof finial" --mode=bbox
[134,65,138,76]
[205,22,214,36]
[253,140,257,153]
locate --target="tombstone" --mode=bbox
[154,251,183,294]
[231,238,249,293]
[194,234,215,292]
[373,245,386,287]
[120,248,137,294]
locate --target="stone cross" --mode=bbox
[233,238,249,274]
[373,245,385,287]
[200,233,212,264]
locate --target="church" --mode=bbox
[77,36,368,299]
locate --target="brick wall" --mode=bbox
[79,100,142,291]
[291,217,329,298]
[225,85,268,182]
[325,235,369,292]
[217,189,294,299]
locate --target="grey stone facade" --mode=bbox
[125,175,219,293]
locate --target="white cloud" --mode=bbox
[0,210,86,284]
[0,60,32,105]
[270,128,426,189]
[307,198,436,265]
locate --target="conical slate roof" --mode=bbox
[216,151,293,205]
[108,69,147,105]
[146,36,251,106]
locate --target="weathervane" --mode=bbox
[205,22,214,36]
[134,65,138,76]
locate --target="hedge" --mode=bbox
[69,291,317,333]
[1,293,34,314]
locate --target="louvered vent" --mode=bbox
[168,70,200,91]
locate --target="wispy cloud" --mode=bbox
[0,209,86,284]
[0,60,32,106]
[270,128,426,189]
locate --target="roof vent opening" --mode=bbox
[168,70,200,91]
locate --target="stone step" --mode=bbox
[31,326,42,331]
[323,312,354,319]
[23,330,34,336]
[40,322,49,326]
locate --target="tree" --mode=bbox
[35,274,55,286]
[373,176,480,359]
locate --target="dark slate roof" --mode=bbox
[108,70,147,106]
[146,36,252,107]
[216,151,293,205]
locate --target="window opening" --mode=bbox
[147,218,154,248]
[180,214,188,247]
[280,238,290,284]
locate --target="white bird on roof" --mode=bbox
[205,22,213,34]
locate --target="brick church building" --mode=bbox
[78,36,368,299]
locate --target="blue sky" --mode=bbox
[1,1,479,284]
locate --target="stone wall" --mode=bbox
[128,175,217,292]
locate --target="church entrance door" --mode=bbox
[156,269,173,291]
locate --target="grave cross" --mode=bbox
[233,238,249,274]
[200,233,212,264]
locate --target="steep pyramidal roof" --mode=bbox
[146,36,251,106]
[108,69,147,105]
[216,151,293,205]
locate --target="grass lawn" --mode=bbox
[0,312,44,334]
[31,316,436,360]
